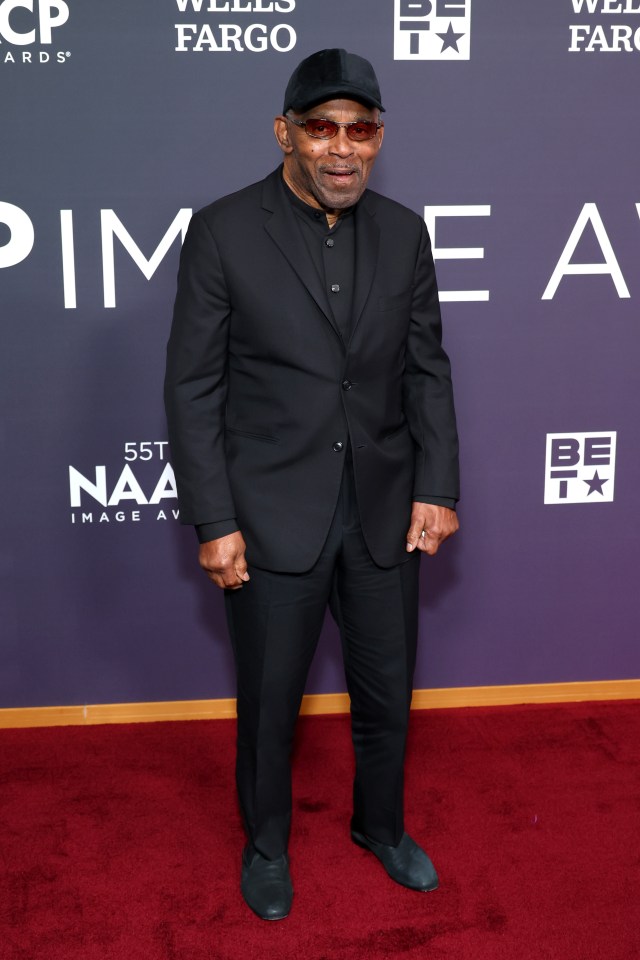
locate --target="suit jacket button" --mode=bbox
[342,379,352,390]
[332,441,344,452]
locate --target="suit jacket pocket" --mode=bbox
[383,422,410,442]
[225,427,279,444]
[378,290,412,312]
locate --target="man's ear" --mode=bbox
[274,116,293,154]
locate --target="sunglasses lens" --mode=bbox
[302,119,379,140]
[347,122,378,141]
[305,119,339,138]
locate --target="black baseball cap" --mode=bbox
[283,48,385,114]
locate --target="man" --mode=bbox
[165,48,459,920]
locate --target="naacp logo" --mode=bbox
[69,441,179,526]
[394,0,471,60]
[544,432,617,504]
[0,0,71,65]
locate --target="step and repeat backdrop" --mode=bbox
[2,0,639,708]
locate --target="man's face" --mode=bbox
[274,98,384,212]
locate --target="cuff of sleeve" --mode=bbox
[196,519,239,543]
[413,496,457,510]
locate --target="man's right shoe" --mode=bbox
[351,830,439,892]
[240,847,293,920]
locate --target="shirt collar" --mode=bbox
[281,172,356,225]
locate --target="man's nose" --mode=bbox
[329,129,355,157]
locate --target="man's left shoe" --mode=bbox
[240,847,293,920]
[351,830,439,892]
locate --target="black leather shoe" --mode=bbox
[240,847,293,920]
[351,830,439,892]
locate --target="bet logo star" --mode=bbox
[436,22,465,53]
[584,471,608,496]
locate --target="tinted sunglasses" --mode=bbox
[286,116,382,142]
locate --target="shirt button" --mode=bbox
[325,238,335,248]
[331,284,340,293]
[332,441,344,453]
[342,379,352,391]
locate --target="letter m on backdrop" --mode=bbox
[101,209,192,308]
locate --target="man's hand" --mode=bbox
[198,531,250,590]
[406,503,459,556]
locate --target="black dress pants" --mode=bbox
[224,458,420,860]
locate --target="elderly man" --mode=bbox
[165,48,459,920]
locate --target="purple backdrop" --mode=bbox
[2,0,639,709]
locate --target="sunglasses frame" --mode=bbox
[286,116,383,142]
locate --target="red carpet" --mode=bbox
[1,700,639,960]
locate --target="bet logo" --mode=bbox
[394,0,471,60]
[544,432,617,504]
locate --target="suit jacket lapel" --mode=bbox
[262,170,342,341]
[349,192,380,347]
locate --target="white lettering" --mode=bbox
[149,464,178,504]
[586,24,610,49]
[571,0,599,12]
[570,21,640,49]
[175,22,196,49]
[219,22,243,50]
[0,0,69,44]
[101,208,191,308]
[193,23,222,50]
[38,0,69,44]
[175,0,205,11]
[244,22,268,51]
[541,203,630,299]
[423,204,491,302]
[60,209,76,308]
[69,466,108,507]
[611,23,633,47]
[175,20,295,51]
[0,0,36,45]
[569,26,589,51]
[270,22,295,51]
[0,201,35,268]
[108,464,148,506]
[175,0,295,8]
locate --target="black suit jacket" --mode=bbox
[165,167,459,572]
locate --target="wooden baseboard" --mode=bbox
[1,679,638,730]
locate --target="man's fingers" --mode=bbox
[405,517,424,552]
[418,531,440,556]
[198,532,249,590]
[407,505,459,555]
[207,567,246,590]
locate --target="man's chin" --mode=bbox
[317,187,362,210]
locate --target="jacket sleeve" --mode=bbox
[164,211,237,527]
[403,218,460,504]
